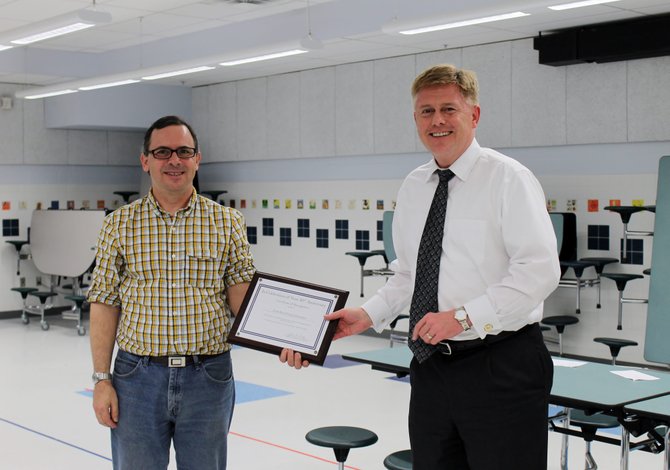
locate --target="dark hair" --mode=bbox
[143,115,199,154]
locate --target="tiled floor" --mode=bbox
[0,313,665,469]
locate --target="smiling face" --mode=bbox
[140,124,201,203]
[413,83,480,168]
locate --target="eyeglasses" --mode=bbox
[146,146,197,160]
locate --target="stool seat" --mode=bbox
[384,449,412,470]
[5,240,29,251]
[601,272,644,290]
[579,257,618,274]
[594,337,638,364]
[113,191,139,204]
[28,291,58,303]
[306,426,378,467]
[643,268,651,276]
[570,409,619,431]
[345,251,384,266]
[542,315,579,332]
[64,294,86,305]
[11,287,38,299]
[604,205,648,224]
[644,205,656,213]
[560,259,597,277]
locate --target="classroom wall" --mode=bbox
[1,37,670,367]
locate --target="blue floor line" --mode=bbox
[0,416,112,462]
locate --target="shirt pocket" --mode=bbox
[445,219,487,265]
[185,246,223,289]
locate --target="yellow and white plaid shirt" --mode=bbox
[87,190,256,356]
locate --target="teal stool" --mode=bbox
[601,272,645,330]
[64,294,87,336]
[305,426,378,470]
[593,337,637,365]
[10,287,38,324]
[27,291,58,331]
[113,191,138,204]
[5,240,29,275]
[541,315,579,356]
[384,449,412,470]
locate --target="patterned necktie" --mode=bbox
[408,169,455,362]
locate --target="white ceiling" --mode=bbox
[0,0,669,92]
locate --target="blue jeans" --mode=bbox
[111,349,235,470]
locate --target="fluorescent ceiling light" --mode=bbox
[548,0,620,10]
[142,66,216,80]
[79,79,141,91]
[0,8,111,49]
[24,89,78,100]
[220,49,307,66]
[393,11,530,35]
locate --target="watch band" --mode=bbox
[92,372,112,385]
[454,307,471,332]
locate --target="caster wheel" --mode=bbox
[77,327,86,336]
[41,321,49,331]
[22,316,29,324]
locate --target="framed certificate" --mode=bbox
[227,272,349,365]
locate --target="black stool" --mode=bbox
[64,294,87,336]
[541,316,579,356]
[570,409,620,469]
[601,273,645,330]
[593,337,638,365]
[384,449,412,470]
[10,287,38,324]
[27,291,58,331]
[579,257,618,308]
[113,191,139,204]
[305,426,378,470]
[604,206,653,262]
[200,190,227,203]
[6,240,29,275]
[389,314,409,347]
[559,260,597,313]
[346,251,386,297]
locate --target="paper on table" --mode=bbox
[611,370,660,381]
[552,358,588,368]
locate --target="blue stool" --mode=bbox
[27,291,58,331]
[305,426,378,470]
[10,287,38,324]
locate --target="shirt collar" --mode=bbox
[422,138,481,183]
[147,189,198,218]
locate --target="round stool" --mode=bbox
[305,426,378,470]
[346,251,386,297]
[10,287,38,324]
[604,206,651,262]
[643,268,651,276]
[64,294,87,336]
[559,260,597,313]
[6,240,29,275]
[570,409,619,470]
[541,316,579,356]
[27,291,58,331]
[113,191,139,204]
[579,257,619,308]
[200,190,227,203]
[601,273,645,330]
[384,449,412,470]
[593,337,638,365]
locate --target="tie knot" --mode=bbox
[437,169,455,184]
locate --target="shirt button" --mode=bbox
[171,254,176,259]
[484,323,493,332]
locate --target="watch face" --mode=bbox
[455,309,467,321]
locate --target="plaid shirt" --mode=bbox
[87,190,256,356]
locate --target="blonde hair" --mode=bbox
[411,64,479,105]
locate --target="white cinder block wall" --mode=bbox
[1,38,670,367]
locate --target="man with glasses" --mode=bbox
[87,115,256,470]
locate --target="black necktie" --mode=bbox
[408,169,455,362]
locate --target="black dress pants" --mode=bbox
[408,324,553,470]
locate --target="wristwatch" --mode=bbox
[92,372,112,385]
[454,307,471,332]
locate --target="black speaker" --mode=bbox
[534,13,670,66]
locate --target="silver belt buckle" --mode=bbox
[168,356,186,367]
[439,341,452,355]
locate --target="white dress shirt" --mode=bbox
[362,139,561,340]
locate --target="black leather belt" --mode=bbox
[437,323,536,356]
[148,353,223,367]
